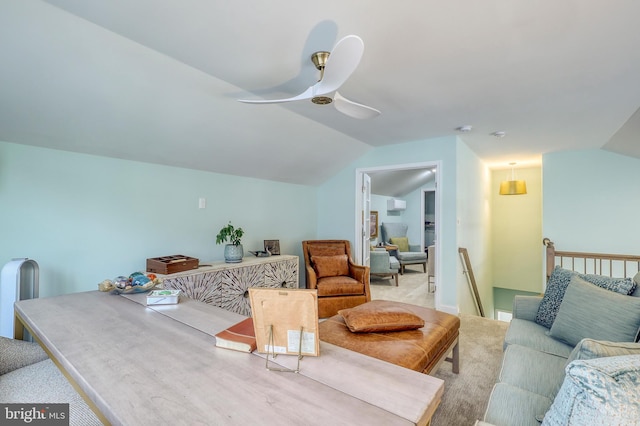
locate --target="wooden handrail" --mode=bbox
[543,238,640,279]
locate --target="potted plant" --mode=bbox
[216,222,244,263]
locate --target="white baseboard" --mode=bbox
[437,303,458,315]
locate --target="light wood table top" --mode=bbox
[14,291,443,426]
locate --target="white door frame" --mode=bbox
[354,161,442,306]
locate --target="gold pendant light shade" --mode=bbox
[499,180,527,195]
[499,163,527,195]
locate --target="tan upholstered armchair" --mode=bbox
[302,240,371,318]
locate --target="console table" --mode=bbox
[159,255,298,316]
[14,291,443,426]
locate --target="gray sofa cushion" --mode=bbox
[0,337,48,375]
[541,355,640,426]
[504,319,573,358]
[535,267,636,329]
[0,359,101,425]
[396,251,427,262]
[484,383,552,426]
[567,339,640,364]
[499,344,567,399]
[548,276,640,346]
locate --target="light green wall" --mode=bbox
[492,166,543,293]
[0,141,317,297]
[456,141,494,316]
[316,136,462,311]
[543,149,640,254]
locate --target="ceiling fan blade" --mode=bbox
[333,92,380,119]
[237,85,316,104]
[315,35,364,94]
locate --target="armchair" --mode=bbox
[380,222,427,274]
[302,240,371,318]
[370,248,400,286]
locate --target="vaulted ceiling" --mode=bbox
[1,1,639,186]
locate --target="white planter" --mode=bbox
[224,244,244,263]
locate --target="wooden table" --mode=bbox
[14,291,443,426]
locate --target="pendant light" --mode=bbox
[499,163,527,195]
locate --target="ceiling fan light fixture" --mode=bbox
[311,96,333,105]
[238,35,380,118]
[311,51,330,71]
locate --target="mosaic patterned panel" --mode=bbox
[162,271,219,303]
[264,258,299,289]
[210,264,264,316]
[160,256,300,316]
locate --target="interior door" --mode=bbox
[361,173,371,265]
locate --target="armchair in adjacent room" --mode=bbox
[370,248,400,286]
[302,240,371,318]
[380,222,427,274]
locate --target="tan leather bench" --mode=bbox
[319,300,460,374]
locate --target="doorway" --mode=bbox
[355,161,441,308]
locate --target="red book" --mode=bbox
[214,317,257,353]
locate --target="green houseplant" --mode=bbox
[216,222,244,263]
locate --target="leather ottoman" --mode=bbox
[319,300,460,374]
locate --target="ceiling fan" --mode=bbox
[238,35,380,119]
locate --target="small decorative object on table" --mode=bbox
[146,289,181,305]
[98,272,162,294]
[249,250,271,257]
[216,222,244,263]
[146,255,199,274]
[264,240,280,255]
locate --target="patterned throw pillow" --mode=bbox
[542,355,640,425]
[535,267,576,328]
[535,266,636,329]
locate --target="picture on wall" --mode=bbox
[370,211,379,238]
[264,240,280,255]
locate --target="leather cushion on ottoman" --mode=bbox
[319,300,460,373]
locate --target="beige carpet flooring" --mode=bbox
[370,265,509,426]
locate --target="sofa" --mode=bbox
[480,267,640,426]
[0,337,101,425]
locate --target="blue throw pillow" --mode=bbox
[535,266,636,329]
[548,276,640,347]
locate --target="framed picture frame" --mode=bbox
[264,239,280,255]
[370,211,379,238]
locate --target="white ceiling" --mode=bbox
[1,1,639,186]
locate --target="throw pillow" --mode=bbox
[633,271,640,297]
[548,275,640,346]
[535,266,636,329]
[535,267,575,328]
[338,300,425,333]
[541,355,640,425]
[389,237,409,252]
[566,338,640,365]
[312,255,349,278]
